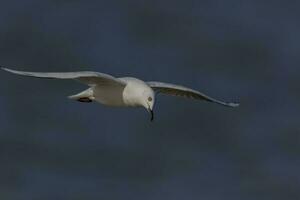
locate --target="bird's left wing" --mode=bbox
[2,67,126,87]
[147,81,239,107]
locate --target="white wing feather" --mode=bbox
[147,81,239,107]
[2,67,125,87]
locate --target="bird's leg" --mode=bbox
[77,97,93,103]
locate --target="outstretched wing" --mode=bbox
[2,67,126,87]
[147,81,239,107]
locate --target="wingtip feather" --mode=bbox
[1,66,16,74]
[1,67,23,76]
[227,102,240,107]
[1,66,9,71]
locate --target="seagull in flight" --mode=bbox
[2,67,239,121]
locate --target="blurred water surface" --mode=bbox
[0,0,299,200]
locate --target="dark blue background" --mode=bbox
[0,1,299,199]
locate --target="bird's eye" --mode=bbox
[148,97,153,102]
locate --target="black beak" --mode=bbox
[149,109,154,122]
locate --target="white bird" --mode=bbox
[2,67,239,121]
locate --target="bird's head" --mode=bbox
[122,80,156,121]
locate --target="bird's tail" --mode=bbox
[68,88,94,103]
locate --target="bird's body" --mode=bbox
[77,77,154,107]
[2,67,239,121]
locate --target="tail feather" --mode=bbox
[68,88,94,102]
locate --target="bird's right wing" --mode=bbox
[147,81,239,107]
[1,67,126,87]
